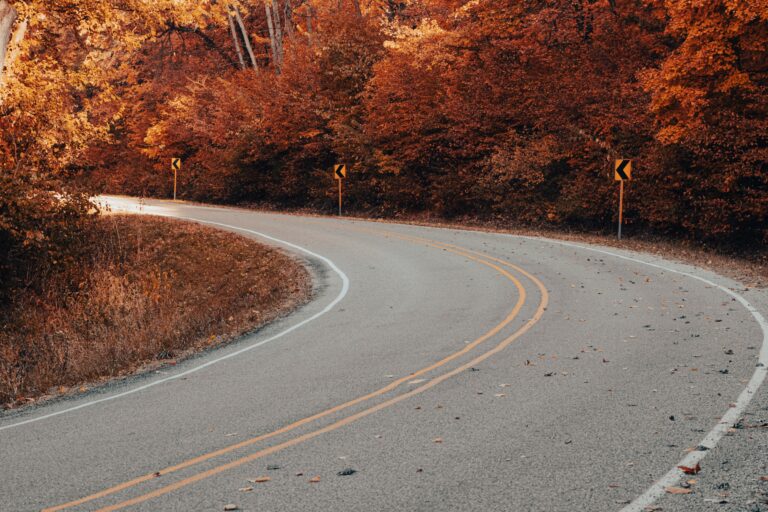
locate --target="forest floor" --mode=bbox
[0,214,311,408]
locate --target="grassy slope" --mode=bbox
[0,215,311,407]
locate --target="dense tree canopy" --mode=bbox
[1,0,766,291]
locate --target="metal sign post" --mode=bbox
[334,164,347,216]
[171,158,181,201]
[618,179,624,240]
[614,159,632,240]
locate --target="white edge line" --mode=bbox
[500,234,768,512]
[4,203,765,512]
[0,206,350,432]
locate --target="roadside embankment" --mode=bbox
[0,214,311,408]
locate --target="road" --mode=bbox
[2,197,767,512]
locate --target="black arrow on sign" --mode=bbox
[335,165,345,179]
[172,159,181,171]
[616,160,630,180]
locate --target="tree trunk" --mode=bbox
[0,0,17,85]
[350,0,362,17]
[282,0,294,39]
[265,1,279,72]
[270,0,284,66]
[227,10,246,69]
[233,6,257,69]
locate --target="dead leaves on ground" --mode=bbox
[678,463,701,475]
[665,486,693,494]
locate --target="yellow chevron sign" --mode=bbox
[614,159,632,181]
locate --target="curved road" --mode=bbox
[2,197,767,512]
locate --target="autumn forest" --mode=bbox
[1,0,767,297]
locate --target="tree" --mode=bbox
[641,0,768,242]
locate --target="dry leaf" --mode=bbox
[665,486,693,494]
[309,476,321,483]
[238,486,253,492]
[224,505,239,511]
[248,476,271,483]
[433,437,443,443]
[678,463,701,475]
[760,476,768,482]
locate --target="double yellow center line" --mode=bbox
[45,226,548,512]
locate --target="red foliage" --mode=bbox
[74,0,768,247]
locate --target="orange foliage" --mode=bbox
[1,0,766,256]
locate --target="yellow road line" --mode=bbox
[45,236,524,511]
[46,228,545,512]
[92,243,547,512]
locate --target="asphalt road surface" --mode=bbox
[2,197,767,512]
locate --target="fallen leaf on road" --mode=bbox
[678,463,701,475]
[295,472,304,477]
[238,487,253,492]
[433,437,443,443]
[248,476,271,483]
[309,476,321,483]
[665,486,693,494]
[494,393,506,398]
[760,476,768,482]
[337,468,357,476]
[224,505,239,511]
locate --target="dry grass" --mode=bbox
[0,215,310,408]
